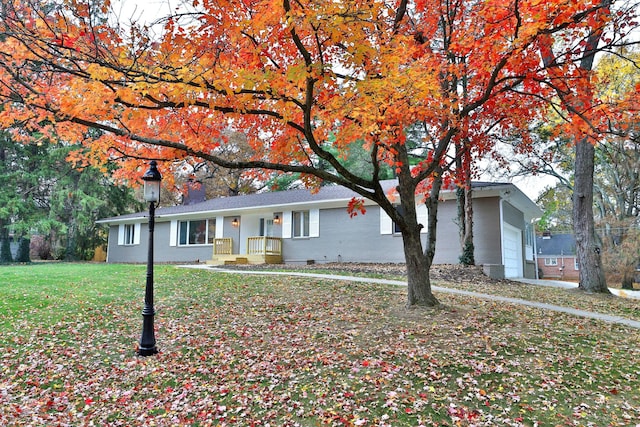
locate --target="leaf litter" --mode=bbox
[0,265,638,426]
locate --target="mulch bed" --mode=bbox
[218,262,502,284]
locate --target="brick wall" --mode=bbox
[537,256,579,281]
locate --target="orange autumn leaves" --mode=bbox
[0,0,634,186]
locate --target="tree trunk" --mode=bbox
[403,228,440,307]
[457,183,475,265]
[402,174,442,307]
[463,184,474,263]
[66,221,78,261]
[455,138,475,266]
[15,237,30,263]
[0,220,12,263]
[394,170,441,307]
[573,138,609,293]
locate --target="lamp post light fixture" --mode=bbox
[138,160,162,357]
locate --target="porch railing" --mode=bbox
[213,238,233,255]
[247,237,282,255]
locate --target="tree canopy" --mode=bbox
[0,0,637,304]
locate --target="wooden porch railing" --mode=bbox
[247,237,282,255]
[213,238,233,255]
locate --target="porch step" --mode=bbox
[222,257,249,265]
[207,254,282,266]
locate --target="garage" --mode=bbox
[502,224,523,278]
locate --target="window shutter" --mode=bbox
[380,207,392,235]
[118,224,125,245]
[417,204,428,234]
[169,221,177,246]
[215,216,224,239]
[133,223,141,245]
[309,209,319,237]
[282,211,292,239]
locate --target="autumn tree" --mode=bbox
[171,131,266,202]
[536,185,574,233]
[537,0,632,293]
[497,42,640,290]
[592,48,640,288]
[0,0,636,306]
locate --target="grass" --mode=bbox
[0,263,639,426]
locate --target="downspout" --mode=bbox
[499,198,505,272]
[532,221,539,279]
[105,227,111,263]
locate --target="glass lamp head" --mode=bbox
[142,161,162,203]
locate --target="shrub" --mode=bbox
[30,235,52,260]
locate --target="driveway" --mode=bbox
[514,277,640,300]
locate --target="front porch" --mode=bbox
[206,237,283,265]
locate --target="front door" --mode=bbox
[260,218,275,237]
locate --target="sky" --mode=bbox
[506,174,557,201]
[111,0,174,28]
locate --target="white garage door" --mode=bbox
[503,225,523,278]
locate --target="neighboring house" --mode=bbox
[535,232,579,281]
[97,180,542,279]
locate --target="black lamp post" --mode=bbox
[138,160,162,357]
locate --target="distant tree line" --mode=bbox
[0,130,142,263]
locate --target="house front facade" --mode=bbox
[97,181,542,279]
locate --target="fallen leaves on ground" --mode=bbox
[0,265,638,426]
[228,263,640,322]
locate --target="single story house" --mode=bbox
[535,232,579,281]
[97,180,542,279]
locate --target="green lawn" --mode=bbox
[0,263,638,426]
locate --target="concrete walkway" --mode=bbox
[181,265,640,330]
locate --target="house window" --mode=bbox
[292,210,310,238]
[544,258,558,266]
[525,224,534,247]
[574,258,580,270]
[124,224,136,245]
[524,224,535,261]
[178,219,216,245]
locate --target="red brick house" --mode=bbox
[535,232,579,281]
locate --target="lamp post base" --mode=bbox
[137,346,159,357]
[137,308,157,357]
